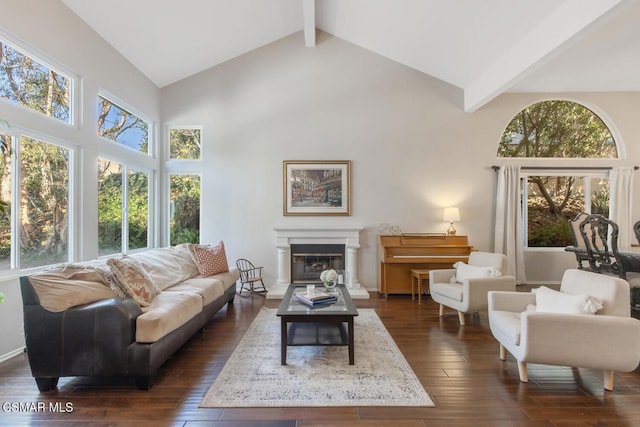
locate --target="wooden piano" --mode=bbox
[378,234,474,296]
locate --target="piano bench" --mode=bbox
[410,269,430,304]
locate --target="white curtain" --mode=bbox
[609,166,634,252]
[494,165,526,284]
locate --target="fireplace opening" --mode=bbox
[290,244,345,284]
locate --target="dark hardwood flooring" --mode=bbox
[2,291,640,426]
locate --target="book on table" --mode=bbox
[295,290,337,306]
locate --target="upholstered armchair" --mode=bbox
[429,251,516,326]
[488,269,640,391]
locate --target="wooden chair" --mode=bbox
[565,212,590,269]
[578,214,623,277]
[236,258,267,296]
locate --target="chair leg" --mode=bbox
[518,361,528,383]
[604,370,615,391]
[457,311,465,326]
[439,304,444,317]
[499,344,507,361]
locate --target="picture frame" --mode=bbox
[283,160,351,216]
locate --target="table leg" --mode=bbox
[348,319,354,365]
[281,318,287,365]
[418,277,422,304]
[411,275,416,300]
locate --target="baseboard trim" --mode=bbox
[0,347,25,364]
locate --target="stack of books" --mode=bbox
[295,289,337,306]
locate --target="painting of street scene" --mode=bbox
[283,161,351,216]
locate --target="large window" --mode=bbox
[98,158,150,256]
[0,133,72,270]
[523,174,609,247]
[0,39,72,123]
[98,95,150,154]
[498,100,618,248]
[169,174,200,245]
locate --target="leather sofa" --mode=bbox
[20,244,239,391]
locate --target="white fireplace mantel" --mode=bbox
[267,226,369,299]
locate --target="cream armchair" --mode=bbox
[429,251,516,326]
[488,269,640,391]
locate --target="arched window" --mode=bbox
[498,100,618,248]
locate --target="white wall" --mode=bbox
[0,0,160,359]
[161,30,640,290]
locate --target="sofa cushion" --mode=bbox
[28,261,118,312]
[532,285,603,315]
[136,291,202,343]
[164,277,225,306]
[107,256,160,307]
[131,245,199,291]
[490,310,522,345]
[430,282,463,302]
[188,241,229,277]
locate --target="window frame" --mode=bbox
[520,169,610,252]
[167,125,203,160]
[0,31,76,126]
[97,155,155,257]
[0,127,77,278]
[167,172,201,246]
[97,90,154,157]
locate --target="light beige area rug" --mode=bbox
[200,308,434,407]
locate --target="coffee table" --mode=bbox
[276,284,358,365]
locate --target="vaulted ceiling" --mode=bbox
[62,0,640,111]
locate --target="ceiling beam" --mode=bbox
[463,0,626,112]
[303,0,316,47]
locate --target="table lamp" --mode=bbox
[443,207,460,235]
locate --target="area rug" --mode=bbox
[199,308,434,407]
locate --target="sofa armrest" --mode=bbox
[429,269,456,284]
[463,275,516,309]
[488,290,536,313]
[521,312,640,371]
[23,295,142,377]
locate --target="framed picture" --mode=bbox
[283,160,351,216]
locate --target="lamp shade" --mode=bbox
[443,207,460,222]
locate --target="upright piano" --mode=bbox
[378,234,474,296]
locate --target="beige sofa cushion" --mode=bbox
[136,292,202,343]
[208,269,240,291]
[29,261,118,312]
[131,245,199,291]
[165,277,225,306]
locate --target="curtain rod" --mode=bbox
[491,165,639,171]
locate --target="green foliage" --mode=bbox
[170,175,200,245]
[0,41,70,122]
[170,128,201,159]
[498,100,617,158]
[528,216,572,247]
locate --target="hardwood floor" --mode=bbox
[2,292,640,426]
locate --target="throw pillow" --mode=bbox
[450,261,502,284]
[107,256,159,307]
[188,241,230,277]
[531,286,603,315]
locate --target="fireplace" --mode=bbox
[290,244,345,284]
[269,226,369,299]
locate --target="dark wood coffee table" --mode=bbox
[276,284,358,365]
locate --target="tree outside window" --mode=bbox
[0,40,71,123]
[169,174,200,245]
[498,100,617,248]
[169,128,201,160]
[20,137,70,268]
